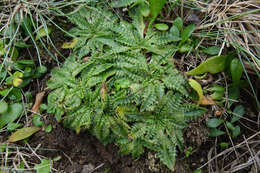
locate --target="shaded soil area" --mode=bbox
[25,114,212,173]
[27,116,192,173]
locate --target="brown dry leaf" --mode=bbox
[31,91,45,113]
[82,57,90,63]
[199,95,215,105]
[215,109,224,116]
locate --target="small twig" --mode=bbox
[89,163,105,173]
[243,135,258,172]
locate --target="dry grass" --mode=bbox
[0,0,56,35]
[198,131,260,173]
[0,143,55,172]
[193,0,260,72]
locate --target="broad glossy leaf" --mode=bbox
[0,101,8,114]
[8,126,40,142]
[209,128,225,137]
[149,0,167,25]
[189,79,203,104]
[231,105,245,123]
[0,103,23,128]
[230,58,243,84]
[173,17,183,31]
[35,27,52,41]
[186,55,228,75]
[202,46,220,55]
[181,24,195,43]
[154,23,169,31]
[206,118,223,128]
[34,159,51,173]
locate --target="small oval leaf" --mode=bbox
[33,115,44,127]
[219,142,229,148]
[209,128,225,137]
[36,66,47,74]
[230,58,243,84]
[206,118,223,128]
[154,23,169,31]
[34,159,51,173]
[173,17,183,31]
[169,25,180,37]
[226,121,235,131]
[8,127,40,142]
[45,124,52,133]
[202,46,220,55]
[232,125,240,138]
[231,105,245,123]
[13,71,23,78]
